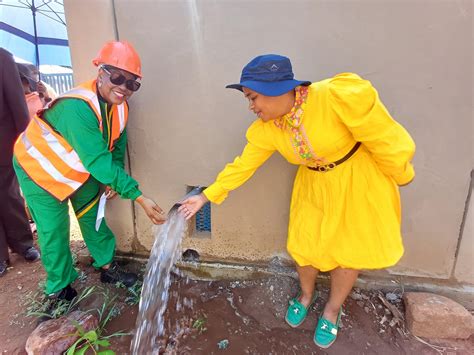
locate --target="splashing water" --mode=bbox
[131,187,203,354]
[130,209,186,353]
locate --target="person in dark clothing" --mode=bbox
[17,63,48,120]
[0,48,40,276]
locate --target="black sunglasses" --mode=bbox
[101,66,141,92]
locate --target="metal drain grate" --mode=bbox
[195,201,211,232]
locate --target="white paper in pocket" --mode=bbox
[95,192,107,231]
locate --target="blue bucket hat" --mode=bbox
[226,54,311,97]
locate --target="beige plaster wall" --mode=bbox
[65,0,473,280]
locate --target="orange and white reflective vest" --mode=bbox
[14,79,129,202]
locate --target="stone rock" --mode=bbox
[25,310,99,355]
[385,292,401,303]
[403,292,474,339]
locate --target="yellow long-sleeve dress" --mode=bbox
[203,73,415,271]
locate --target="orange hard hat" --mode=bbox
[92,41,142,78]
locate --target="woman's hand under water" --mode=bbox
[178,193,209,220]
[136,195,166,225]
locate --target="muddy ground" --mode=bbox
[1,238,473,355]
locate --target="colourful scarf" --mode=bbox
[274,86,326,166]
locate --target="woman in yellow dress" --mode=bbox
[179,54,415,348]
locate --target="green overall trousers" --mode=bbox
[14,162,115,294]
[13,96,141,294]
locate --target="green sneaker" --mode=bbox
[314,308,342,348]
[285,292,318,328]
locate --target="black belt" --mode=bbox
[308,142,361,172]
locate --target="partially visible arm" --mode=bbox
[111,128,127,169]
[106,128,128,199]
[329,73,416,185]
[1,50,30,135]
[45,99,142,200]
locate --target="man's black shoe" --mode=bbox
[23,247,41,262]
[52,284,78,302]
[100,261,137,287]
[37,285,78,324]
[0,260,9,277]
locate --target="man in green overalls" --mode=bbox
[13,41,165,317]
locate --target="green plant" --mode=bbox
[71,252,78,266]
[66,286,129,354]
[192,316,207,334]
[68,327,129,355]
[21,281,46,316]
[23,283,132,354]
[94,288,122,329]
[77,270,88,283]
[125,280,142,305]
[25,285,96,320]
[66,323,116,355]
[115,280,143,305]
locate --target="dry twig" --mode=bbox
[377,292,404,320]
[411,334,458,354]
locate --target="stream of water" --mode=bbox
[131,187,203,354]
